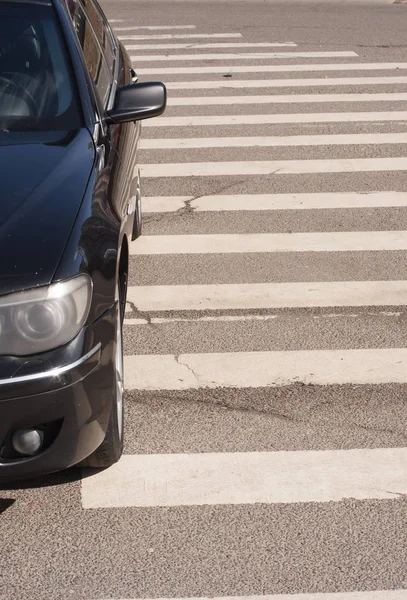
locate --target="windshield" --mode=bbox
[0,2,82,132]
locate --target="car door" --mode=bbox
[78,0,140,239]
[69,0,138,243]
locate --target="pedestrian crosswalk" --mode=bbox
[140,132,407,147]
[141,191,407,212]
[132,231,407,253]
[113,24,198,29]
[118,33,244,39]
[138,62,407,74]
[131,51,359,61]
[87,18,407,600]
[164,76,407,88]
[164,95,407,105]
[126,281,407,310]
[142,158,407,177]
[125,42,298,50]
[122,347,407,389]
[81,447,407,507]
[142,111,407,126]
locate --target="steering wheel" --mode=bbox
[0,75,39,116]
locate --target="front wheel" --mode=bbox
[81,284,124,469]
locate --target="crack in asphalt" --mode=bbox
[131,389,407,445]
[133,391,282,449]
[174,354,200,382]
[356,43,407,47]
[144,389,299,425]
[384,490,407,498]
[175,178,251,216]
[143,177,249,225]
[176,197,196,216]
[126,300,153,325]
[347,420,407,443]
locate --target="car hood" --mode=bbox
[0,128,95,296]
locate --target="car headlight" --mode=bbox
[0,274,92,356]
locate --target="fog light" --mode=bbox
[11,429,43,456]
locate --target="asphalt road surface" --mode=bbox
[2,0,407,599]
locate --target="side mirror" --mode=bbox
[106,81,166,125]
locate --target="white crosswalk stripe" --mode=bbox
[167,93,407,105]
[142,158,407,178]
[126,281,407,311]
[123,348,407,390]
[131,50,358,61]
[123,314,283,325]
[118,33,242,39]
[123,312,402,325]
[142,191,407,212]
[126,42,296,50]
[81,447,407,507]
[143,111,407,127]
[140,132,407,148]
[132,231,407,254]
[114,24,197,30]
[81,22,407,600]
[165,75,407,88]
[137,61,407,74]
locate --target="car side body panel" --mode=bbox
[53,0,138,322]
[0,0,164,480]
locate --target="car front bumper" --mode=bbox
[0,304,117,483]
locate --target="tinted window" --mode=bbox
[71,3,112,106]
[0,3,82,132]
[81,0,115,70]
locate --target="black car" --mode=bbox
[0,0,166,481]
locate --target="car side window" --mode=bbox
[80,0,115,72]
[71,2,112,107]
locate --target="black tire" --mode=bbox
[80,281,125,469]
